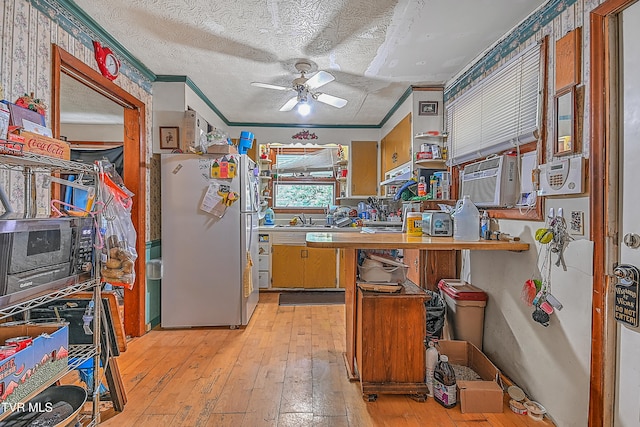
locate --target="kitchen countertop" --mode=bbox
[305,232,530,251]
[259,225,363,232]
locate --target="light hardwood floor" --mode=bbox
[94,292,555,426]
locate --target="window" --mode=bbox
[269,145,341,210]
[446,42,543,166]
[445,38,547,220]
[274,181,335,208]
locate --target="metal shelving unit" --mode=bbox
[0,151,102,424]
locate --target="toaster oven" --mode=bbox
[421,211,452,236]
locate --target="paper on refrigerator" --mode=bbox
[200,182,226,217]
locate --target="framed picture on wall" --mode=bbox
[418,101,438,116]
[160,126,179,149]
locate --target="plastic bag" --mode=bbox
[425,290,446,340]
[97,161,137,289]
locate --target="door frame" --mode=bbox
[589,0,635,425]
[51,44,147,337]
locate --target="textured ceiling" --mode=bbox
[68,0,548,126]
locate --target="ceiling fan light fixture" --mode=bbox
[297,101,311,116]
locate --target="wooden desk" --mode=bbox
[306,232,529,381]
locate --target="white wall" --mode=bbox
[60,123,123,142]
[470,196,591,427]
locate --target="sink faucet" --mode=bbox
[294,214,313,226]
[294,214,306,226]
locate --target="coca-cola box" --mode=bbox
[18,131,71,160]
[0,323,69,415]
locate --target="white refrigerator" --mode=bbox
[161,153,260,328]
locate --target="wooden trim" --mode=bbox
[52,44,147,337]
[452,140,543,221]
[588,10,608,427]
[124,106,147,338]
[589,1,637,425]
[555,27,582,92]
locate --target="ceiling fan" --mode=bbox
[251,60,348,113]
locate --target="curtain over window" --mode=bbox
[446,42,542,165]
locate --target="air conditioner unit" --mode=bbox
[460,155,518,207]
[183,110,210,150]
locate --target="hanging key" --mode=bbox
[554,240,567,271]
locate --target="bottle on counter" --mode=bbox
[264,207,275,225]
[418,176,427,197]
[425,341,439,396]
[433,354,457,408]
[480,210,490,239]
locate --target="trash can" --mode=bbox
[425,289,446,341]
[438,279,487,349]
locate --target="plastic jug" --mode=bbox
[433,354,457,408]
[453,195,480,241]
[264,207,275,225]
[425,341,439,396]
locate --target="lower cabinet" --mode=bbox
[355,281,429,401]
[402,248,458,291]
[271,245,337,288]
[403,249,423,286]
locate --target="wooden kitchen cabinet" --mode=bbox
[271,245,337,288]
[403,249,458,291]
[403,249,423,286]
[350,140,378,196]
[355,281,430,401]
[381,113,412,175]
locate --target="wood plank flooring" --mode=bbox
[94,292,555,426]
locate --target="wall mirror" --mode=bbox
[554,86,575,156]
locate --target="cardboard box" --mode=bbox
[437,340,503,413]
[17,131,70,160]
[206,144,238,155]
[0,323,69,414]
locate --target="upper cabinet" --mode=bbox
[349,141,378,197]
[381,113,412,175]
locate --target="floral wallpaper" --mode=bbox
[0,0,160,241]
[444,0,605,162]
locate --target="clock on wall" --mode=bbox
[93,40,120,81]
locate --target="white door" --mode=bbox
[615,3,640,425]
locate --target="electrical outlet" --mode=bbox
[570,210,584,235]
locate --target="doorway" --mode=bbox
[51,44,147,337]
[590,0,640,425]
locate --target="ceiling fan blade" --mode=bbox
[306,71,334,90]
[315,93,348,108]
[251,82,291,91]
[279,96,299,112]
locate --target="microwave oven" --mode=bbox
[0,217,95,305]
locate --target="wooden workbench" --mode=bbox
[305,232,530,382]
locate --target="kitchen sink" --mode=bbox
[274,224,331,228]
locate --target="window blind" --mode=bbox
[446,43,542,165]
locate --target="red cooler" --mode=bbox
[438,279,488,350]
